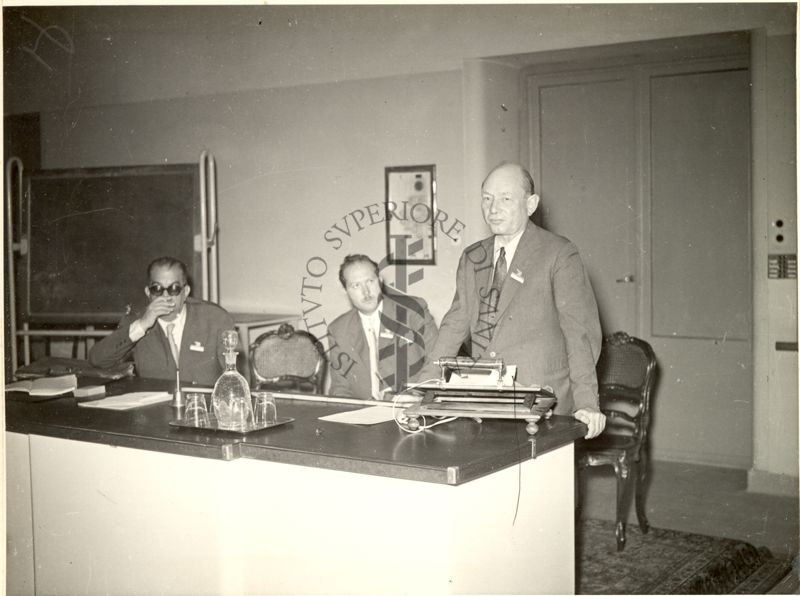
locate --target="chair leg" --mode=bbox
[635,448,650,534]
[614,457,633,552]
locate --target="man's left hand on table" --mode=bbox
[574,407,606,439]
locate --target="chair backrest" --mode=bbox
[595,331,657,450]
[249,324,326,393]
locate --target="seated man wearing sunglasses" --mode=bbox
[89,256,234,386]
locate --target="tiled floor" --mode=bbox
[578,460,799,559]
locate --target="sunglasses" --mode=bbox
[147,282,185,297]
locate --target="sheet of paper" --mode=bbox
[446,369,500,386]
[77,391,171,410]
[318,406,396,425]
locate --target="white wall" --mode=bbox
[462,58,525,239]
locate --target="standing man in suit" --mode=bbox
[420,163,606,438]
[89,256,234,386]
[328,254,438,399]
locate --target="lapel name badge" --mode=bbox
[379,330,394,340]
[189,342,205,352]
[510,268,525,284]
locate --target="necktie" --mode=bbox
[166,323,180,366]
[367,326,381,400]
[491,246,508,309]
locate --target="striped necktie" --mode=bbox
[491,246,508,309]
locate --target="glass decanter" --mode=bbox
[211,329,253,431]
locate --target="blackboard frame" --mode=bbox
[20,163,203,325]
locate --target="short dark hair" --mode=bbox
[338,254,380,287]
[482,162,536,195]
[147,256,189,283]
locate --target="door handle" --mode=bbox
[616,275,635,283]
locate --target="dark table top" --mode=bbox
[5,378,586,485]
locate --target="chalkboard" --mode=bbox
[22,164,202,324]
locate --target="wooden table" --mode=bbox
[6,378,586,595]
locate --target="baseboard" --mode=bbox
[653,447,751,470]
[747,469,799,497]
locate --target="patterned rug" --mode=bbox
[577,519,795,594]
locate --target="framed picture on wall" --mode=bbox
[385,164,437,265]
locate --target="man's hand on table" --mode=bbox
[574,407,606,439]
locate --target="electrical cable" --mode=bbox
[390,377,458,434]
[511,375,524,525]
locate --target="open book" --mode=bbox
[6,374,78,396]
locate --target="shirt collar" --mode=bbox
[494,227,525,257]
[357,299,383,330]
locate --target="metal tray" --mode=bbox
[169,415,294,434]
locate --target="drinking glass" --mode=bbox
[184,393,210,428]
[253,393,278,426]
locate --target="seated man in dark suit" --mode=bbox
[89,256,234,386]
[328,254,438,399]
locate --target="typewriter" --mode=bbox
[399,357,557,435]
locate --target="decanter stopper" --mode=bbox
[221,329,239,368]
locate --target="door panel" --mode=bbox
[650,70,751,339]
[529,72,638,336]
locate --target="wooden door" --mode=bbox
[528,70,639,336]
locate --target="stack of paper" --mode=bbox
[14,357,133,381]
[77,392,171,411]
[6,374,78,396]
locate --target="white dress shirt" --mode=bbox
[493,228,525,270]
[157,306,187,358]
[358,301,384,399]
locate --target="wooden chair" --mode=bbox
[576,331,657,551]
[249,323,326,394]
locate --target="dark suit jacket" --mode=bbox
[327,292,439,398]
[89,298,235,386]
[420,221,602,415]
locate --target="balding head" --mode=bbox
[480,162,540,239]
[481,162,535,197]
